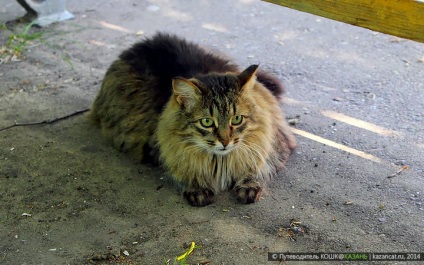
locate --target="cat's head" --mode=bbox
[171,65,260,156]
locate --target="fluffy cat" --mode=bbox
[89,32,296,206]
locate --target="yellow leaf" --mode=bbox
[177,242,196,261]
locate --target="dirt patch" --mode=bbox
[1,0,423,264]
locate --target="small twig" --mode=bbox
[243,242,253,250]
[0,108,90,132]
[387,165,409,178]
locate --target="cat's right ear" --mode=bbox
[172,77,201,110]
[238,64,259,91]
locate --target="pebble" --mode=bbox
[147,5,160,12]
[378,218,386,222]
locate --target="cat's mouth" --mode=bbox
[213,146,235,156]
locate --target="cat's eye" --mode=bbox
[231,115,243,126]
[200,118,214,128]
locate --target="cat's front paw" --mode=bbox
[183,188,214,207]
[234,180,262,204]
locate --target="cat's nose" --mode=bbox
[221,139,230,147]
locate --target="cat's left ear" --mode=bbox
[172,77,202,110]
[238,64,259,90]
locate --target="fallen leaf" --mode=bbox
[177,241,196,261]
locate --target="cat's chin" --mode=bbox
[212,148,234,156]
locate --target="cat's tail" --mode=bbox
[256,70,285,100]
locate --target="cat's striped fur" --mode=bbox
[90,32,296,206]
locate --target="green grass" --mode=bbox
[1,22,45,61]
[1,22,97,67]
[6,22,43,56]
[62,55,74,69]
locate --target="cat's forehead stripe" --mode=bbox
[209,105,214,117]
[212,97,231,115]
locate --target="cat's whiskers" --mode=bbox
[239,143,262,169]
[248,139,279,176]
[247,140,277,176]
[239,140,274,178]
[184,145,207,155]
[236,147,257,174]
[239,141,266,164]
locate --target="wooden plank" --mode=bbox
[263,0,424,43]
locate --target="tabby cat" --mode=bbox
[89,32,296,206]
